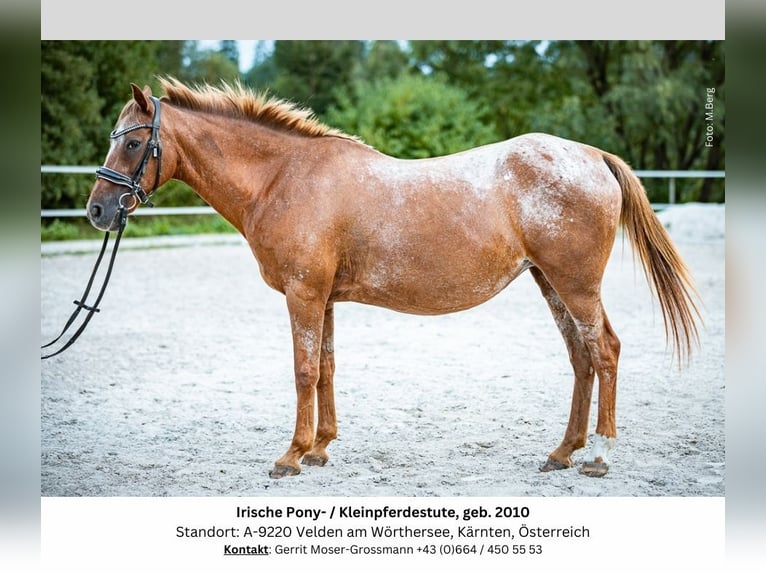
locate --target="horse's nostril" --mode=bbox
[89,203,103,219]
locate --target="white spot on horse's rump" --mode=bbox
[507,133,621,238]
[516,187,564,236]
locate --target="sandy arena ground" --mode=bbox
[40,204,724,497]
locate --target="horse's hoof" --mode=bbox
[269,464,301,479]
[540,458,570,472]
[579,461,609,478]
[302,455,328,467]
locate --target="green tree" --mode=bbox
[270,40,365,114]
[572,40,725,201]
[220,40,240,69]
[41,42,102,207]
[408,41,568,140]
[327,75,499,159]
[155,40,186,78]
[409,40,509,87]
[243,41,278,88]
[177,41,241,86]
[41,41,187,208]
[362,40,410,82]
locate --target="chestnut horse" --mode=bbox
[86,79,699,479]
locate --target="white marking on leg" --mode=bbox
[587,434,616,464]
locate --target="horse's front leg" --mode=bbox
[302,303,338,467]
[270,285,328,479]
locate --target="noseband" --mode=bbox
[95,95,163,208]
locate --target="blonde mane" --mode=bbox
[158,77,359,142]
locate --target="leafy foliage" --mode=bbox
[327,75,499,158]
[41,43,102,207]
[177,42,240,86]
[268,40,365,115]
[41,41,180,208]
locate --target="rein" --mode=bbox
[41,207,128,360]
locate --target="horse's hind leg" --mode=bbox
[302,303,338,467]
[530,268,596,472]
[531,268,621,477]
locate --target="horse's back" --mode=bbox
[351,132,622,263]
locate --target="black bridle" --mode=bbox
[95,95,163,208]
[42,97,163,360]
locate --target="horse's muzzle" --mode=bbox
[86,197,125,231]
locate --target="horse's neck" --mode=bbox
[169,112,303,234]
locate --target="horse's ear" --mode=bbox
[130,83,153,114]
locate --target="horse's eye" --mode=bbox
[126,139,141,151]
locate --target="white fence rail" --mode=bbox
[40,166,725,218]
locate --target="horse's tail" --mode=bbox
[602,152,701,364]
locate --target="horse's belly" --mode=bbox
[336,247,529,315]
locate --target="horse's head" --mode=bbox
[87,84,165,231]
